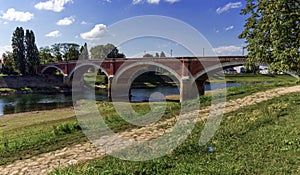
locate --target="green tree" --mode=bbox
[239,0,300,73]
[160,51,166,57]
[39,46,55,64]
[79,43,89,60]
[51,44,63,62]
[2,51,16,75]
[143,53,154,58]
[64,45,80,61]
[90,43,125,59]
[12,27,26,75]
[25,30,40,75]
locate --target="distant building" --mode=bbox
[224,67,237,74]
[233,66,245,74]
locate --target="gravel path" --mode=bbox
[1,85,300,175]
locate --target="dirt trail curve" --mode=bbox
[1,85,300,175]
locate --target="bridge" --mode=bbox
[38,56,246,101]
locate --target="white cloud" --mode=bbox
[225,25,234,31]
[81,21,88,25]
[147,0,160,4]
[213,45,242,55]
[132,0,143,4]
[132,0,179,5]
[165,0,180,3]
[35,0,73,12]
[80,24,108,41]
[45,30,62,37]
[216,2,242,14]
[56,16,75,26]
[1,8,34,22]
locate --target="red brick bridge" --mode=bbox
[38,56,246,101]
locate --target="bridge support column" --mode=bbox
[107,76,113,101]
[195,79,205,96]
[63,76,72,87]
[180,77,195,102]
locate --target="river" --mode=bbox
[0,82,254,116]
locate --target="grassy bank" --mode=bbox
[223,74,296,83]
[51,92,300,174]
[0,80,298,167]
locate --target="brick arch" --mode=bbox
[113,61,182,83]
[41,65,66,76]
[68,62,109,79]
[194,61,245,81]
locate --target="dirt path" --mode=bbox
[1,85,300,175]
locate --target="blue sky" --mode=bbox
[0,0,248,57]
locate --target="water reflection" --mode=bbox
[0,82,269,116]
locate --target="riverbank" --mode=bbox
[1,83,299,174]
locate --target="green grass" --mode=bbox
[223,74,296,83]
[51,92,300,175]
[0,74,298,168]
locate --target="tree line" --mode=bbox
[1,28,127,75]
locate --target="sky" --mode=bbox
[0,0,248,58]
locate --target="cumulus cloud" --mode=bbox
[213,45,242,55]
[56,16,75,26]
[35,0,73,12]
[165,0,180,3]
[216,2,242,14]
[1,8,34,22]
[225,25,234,31]
[80,24,108,41]
[45,30,62,37]
[132,0,179,5]
[132,0,143,4]
[147,0,160,4]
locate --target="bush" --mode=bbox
[53,122,81,136]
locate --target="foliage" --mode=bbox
[90,43,125,59]
[143,51,167,58]
[12,27,26,75]
[79,43,89,60]
[25,30,40,75]
[11,27,40,75]
[39,46,55,64]
[239,0,300,73]
[1,51,17,75]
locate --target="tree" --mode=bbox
[107,47,125,58]
[39,46,55,64]
[25,30,40,75]
[239,0,300,73]
[90,43,125,59]
[79,43,89,60]
[51,44,63,62]
[64,45,80,61]
[160,51,166,57]
[2,51,16,75]
[143,53,154,58]
[12,27,26,75]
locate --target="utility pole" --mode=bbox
[170,49,173,57]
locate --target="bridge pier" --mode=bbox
[180,77,195,102]
[195,79,205,96]
[107,76,113,101]
[63,76,72,87]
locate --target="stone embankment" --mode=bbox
[0,75,68,95]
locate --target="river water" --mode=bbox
[0,82,249,116]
